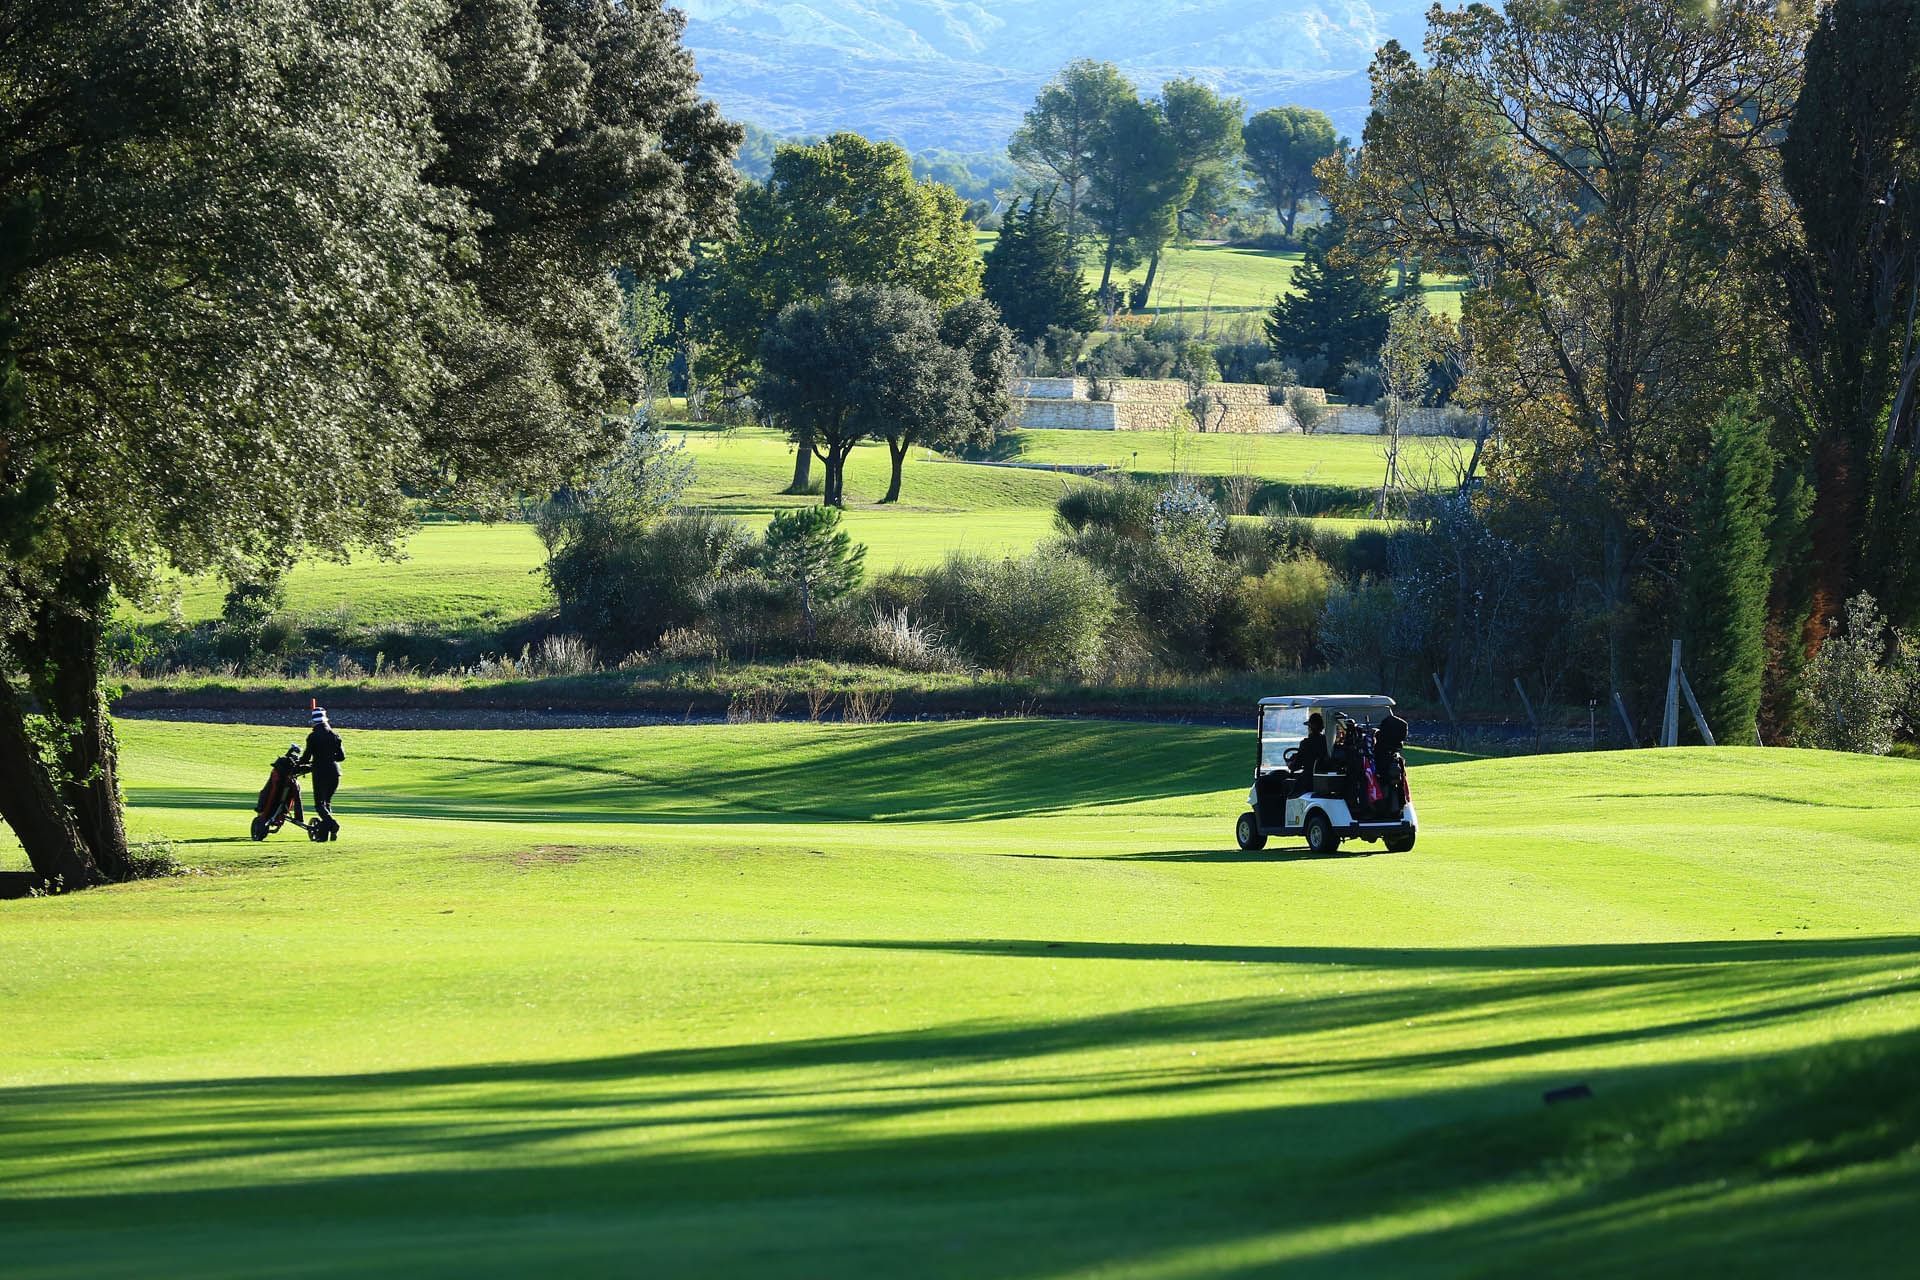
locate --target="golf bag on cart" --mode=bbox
[251,745,314,841]
[1355,725,1386,815]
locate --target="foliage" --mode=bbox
[1149,78,1245,298]
[1008,59,1135,247]
[1797,593,1916,754]
[701,133,980,391]
[1054,480,1157,539]
[756,282,1006,506]
[1242,106,1339,237]
[1264,211,1389,389]
[1683,400,1777,745]
[536,426,696,558]
[546,512,755,651]
[1328,0,1802,708]
[1232,556,1334,669]
[1779,0,1920,632]
[1084,94,1186,300]
[983,192,1097,341]
[762,505,866,641]
[920,547,1114,675]
[1375,297,1451,512]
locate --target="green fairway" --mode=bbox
[977,233,1466,320]
[2,721,1915,1277]
[142,425,1433,630]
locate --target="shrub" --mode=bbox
[1338,362,1384,406]
[547,511,756,650]
[1319,577,1398,687]
[921,547,1115,675]
[1054,479,1156,538]
[1797,593,1915,754]
[656,627,720,663]
[1232,557,1333,668]
[861,608,964,674]
[528,634,598,677]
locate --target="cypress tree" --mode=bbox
[983,192,1097,343]
[1683,397,1777,744]
[1265,211,1389,388]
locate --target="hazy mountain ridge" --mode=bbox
[678,0,1428,150]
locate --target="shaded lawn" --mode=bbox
[2,724,1916,1277]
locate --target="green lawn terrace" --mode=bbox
[1,719,1915,1275]
[139,425,1441,635]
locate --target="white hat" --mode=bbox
[310,707,327,725]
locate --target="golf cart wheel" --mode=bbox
[250,816,269,842]
[1304,810,1340,855]
[1235,811,1267,852]
[1385,832,1416,854]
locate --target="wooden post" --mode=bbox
[1432,673,1459,747]
[1678,669,1716,747]
[1513,677,1540,744]
[1613,690,1637,747]
[1662,639,1682,748]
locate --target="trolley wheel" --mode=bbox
[1305,810,1340,856]
[1235,811,1267,852]
[250,816,270,842]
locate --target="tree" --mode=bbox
[1009,60,1135,247]
[1681,399,1777,746]
[1264,211,1389,389]
[756,283,1010,507]
[913,298,1017,497]
[1140,79,1244,307]
[1083,96,1187,300]
[1243,107,1339,238]
[1326,0,1802,708]
[762,506,865,642]
[0,0,737,887]
[1798,593,1914,753]
[1376,297,1451,515]
[701,133,981,489]
[1780,0,1920,634]
[982,192,1097,342]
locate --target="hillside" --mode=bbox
[680,0,1432,149]
[3,725,1917,1275]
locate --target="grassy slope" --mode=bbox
[2,723,1915,1277]
[1001,427,1456,487]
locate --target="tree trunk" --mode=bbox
[1602,510,1631,728]
[26,561,130,880]
[1281,199,1298,238]
[1098,232,1119,298]
[1140,252,1161,310]
[0,666,104,889]
[788,431,814,493]
[1803,435,1861,654]
[823,445,849,508]
[882,438,907,503]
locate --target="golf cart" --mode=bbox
[1235,694,1417,855]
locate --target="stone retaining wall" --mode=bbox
[1004,377,1475,437]
[1011,398,1120,430]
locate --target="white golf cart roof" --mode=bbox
[1257,695,1396,709]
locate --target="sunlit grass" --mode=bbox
[1,725,1915,1275]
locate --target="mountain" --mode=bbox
[677,1,1431,152]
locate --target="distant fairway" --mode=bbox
[2,722,1916,1277]
[975,233,1466,321]
[143,425,1428,631]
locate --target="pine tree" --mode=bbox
[983,193,1097,343]
[1683,397,1777,744]
[1265,212,1390,388]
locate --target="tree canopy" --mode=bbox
[982,192,1097,342]
[1008,59,1135,248]
[0,0,739,887]
[1264,211,1389,389]
[1243,106,1339,237]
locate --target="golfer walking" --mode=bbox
[298,702,346,841]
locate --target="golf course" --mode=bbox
[3,719,1916,1276]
